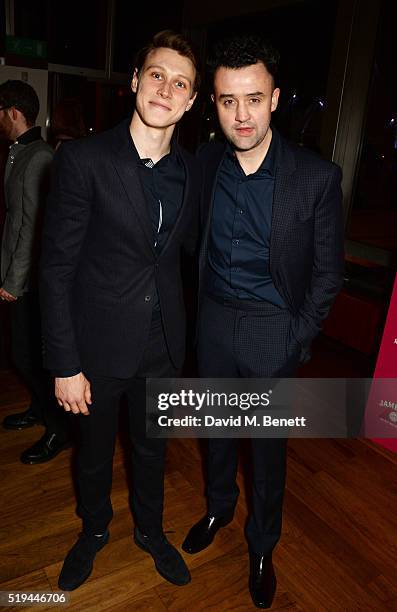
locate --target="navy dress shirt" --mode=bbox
[206,130,286,307]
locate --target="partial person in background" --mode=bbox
[50,97,86,150]
[0,139,10,366]
[0,80,71,463]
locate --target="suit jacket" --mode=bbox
[40,119,201,378]
[198,129,345,362]
[1,139,53,296]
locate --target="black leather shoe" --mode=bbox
[20,433,71,464]
[3,408,41,430]
[58,531,109,591]
[182,512,234,554]
[134,527,190,586]
[249,553,277,609]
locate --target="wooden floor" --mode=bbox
[1,369,397,611]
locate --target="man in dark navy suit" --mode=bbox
[40,31,200,591]
[182,35,344,608]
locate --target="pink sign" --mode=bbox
[365,274,397,451]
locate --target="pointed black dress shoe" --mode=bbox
[134,527,191,586]
[249,552,277,609]
[182,512,234,554]
[58,530,109,591]
[3,408,41,430]
[20,432,71,464]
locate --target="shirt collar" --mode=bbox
[260,127,278,176]
[15,126,42,145]
[129,126,178,169]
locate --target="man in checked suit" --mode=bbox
[182,35,344,608]
[40,31,200,591]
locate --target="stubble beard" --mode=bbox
[227,127,268,153]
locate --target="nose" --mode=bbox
[157,80,172,99]
[235,101,250,123]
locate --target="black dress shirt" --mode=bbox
[136,142,185,254]
[206,129,286,307]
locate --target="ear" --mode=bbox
[271,88,280,113]
[131,68,139,94]
[10,107,19,121]
[185,91,197,112]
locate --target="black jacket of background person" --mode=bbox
[39,119,200,378]
[198,128,345,363]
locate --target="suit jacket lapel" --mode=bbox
[110,120,156,255]
[160,144,192,254]
[270,134,297,270]
[200,144,226,265]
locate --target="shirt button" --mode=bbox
[144,295,151,302]
[238,209,244,214]
[232,239,240,246]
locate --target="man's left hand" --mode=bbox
[0,287,17,302]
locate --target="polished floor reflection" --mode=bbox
[1,368,396,611]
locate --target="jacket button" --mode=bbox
[144,295,151,302]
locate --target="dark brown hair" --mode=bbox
[0,80,39,126]
[134,30,200,94]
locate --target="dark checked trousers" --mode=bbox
[198,294,301,556]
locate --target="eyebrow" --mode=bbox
[219,91,264,98]
[145,64,192,84]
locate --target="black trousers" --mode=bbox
[76,310,178,536]
[198,294,300,556]
[11,291,70,439]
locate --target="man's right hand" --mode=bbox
[55,372,92,415]
[0,287,17,302]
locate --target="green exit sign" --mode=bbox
[6,36,47,59]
